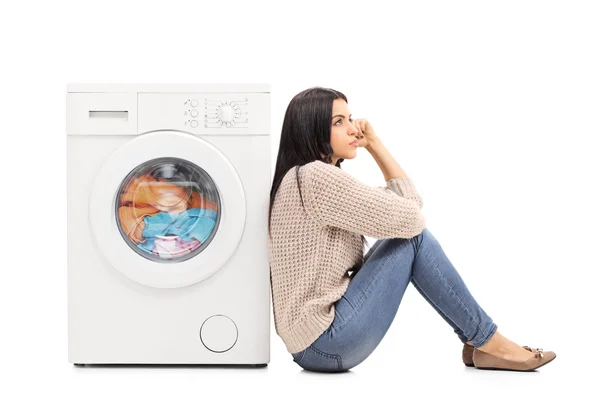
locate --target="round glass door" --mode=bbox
[88,130,246,289]
[116,157,221,263]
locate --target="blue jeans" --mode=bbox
[291,227,498,372]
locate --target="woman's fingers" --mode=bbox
[354,119,365,138]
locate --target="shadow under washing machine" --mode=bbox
[66,83,271,366]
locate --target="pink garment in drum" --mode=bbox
[152,236,202,259]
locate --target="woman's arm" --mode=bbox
[366,137,409,181]
[299,161,425,239]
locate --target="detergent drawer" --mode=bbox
[66,92,138,136]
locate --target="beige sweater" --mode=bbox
[268,160,426,354]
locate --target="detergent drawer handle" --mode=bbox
[88,110,129,120]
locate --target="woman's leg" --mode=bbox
[409,228,498,348]
[366,233,477,345]
[297,232,418,372]
[366,228,497,347]
[296,227,497,372]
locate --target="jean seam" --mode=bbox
[309,345,343,371]
[422,243,490,342]
[476,323,498,348]
[330,252,391,334]
[340,295,355,310]
[411,276,468,343]
[411,277,456,330]
[295,349,307,363]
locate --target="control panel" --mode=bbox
[138,93,268,135]
[184,97,249,129]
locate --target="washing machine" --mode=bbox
[66,83,271,366]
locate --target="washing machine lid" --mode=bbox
[89,130,246,288]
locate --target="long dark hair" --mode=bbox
[268,86,370,254]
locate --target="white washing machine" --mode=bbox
[66,83,271,366]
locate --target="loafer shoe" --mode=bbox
[473,345,557,371]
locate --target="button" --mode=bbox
[190,109,199,117]
[199,315,238,352]
[190,120,198,128]
[190,99,199,107]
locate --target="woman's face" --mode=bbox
[322,98,359,165]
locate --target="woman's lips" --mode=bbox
[350,140,358,147]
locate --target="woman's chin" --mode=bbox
[343,150,358,159]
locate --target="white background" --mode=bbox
[1,0,598,398]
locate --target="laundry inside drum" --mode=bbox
[115,157,221,262]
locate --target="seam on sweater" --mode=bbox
[298,164,325,227]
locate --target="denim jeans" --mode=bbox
[291,227,498,372]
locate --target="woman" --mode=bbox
[267,87,556,373]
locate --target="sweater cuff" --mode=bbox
[386,177,423,208]
[386,177,419,197]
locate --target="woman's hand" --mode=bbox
[352,118,379,149]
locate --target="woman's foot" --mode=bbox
[475,331,538,362]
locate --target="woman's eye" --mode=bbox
[335,118,352,125]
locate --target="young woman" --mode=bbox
[267,87,556,373]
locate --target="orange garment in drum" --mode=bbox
[120,175,189,213]
[117,205,160,244]
[187,191,219,211]
[117,174,219,243]
[120,175,219,213]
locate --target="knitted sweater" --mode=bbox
[268,160,426,354]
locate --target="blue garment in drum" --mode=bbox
[137,208,218,253]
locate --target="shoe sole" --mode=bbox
[475,354,556,371]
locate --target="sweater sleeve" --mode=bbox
[299,161,426,239]
[375,178,424,209]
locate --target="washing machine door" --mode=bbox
[89,130,245,288]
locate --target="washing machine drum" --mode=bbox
[116,157,221,262]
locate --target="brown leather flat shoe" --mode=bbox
[462,343,475,367]
[473,345,557,371]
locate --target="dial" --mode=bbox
[217,105,235,123]
[204,98,246,128]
